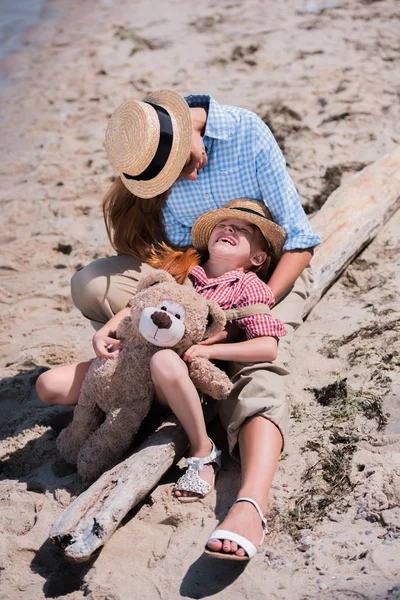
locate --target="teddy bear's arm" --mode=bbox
[189,358,233,401]
[76,401,152,481]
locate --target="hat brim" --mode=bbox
[191,207,287,265]
[120,90,192,199]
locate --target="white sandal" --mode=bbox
[175,439,222,503]
[204,497,268,561]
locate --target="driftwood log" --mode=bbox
[305,146,400,314]
[51,147,400,562]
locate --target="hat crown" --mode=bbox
[103,89,193,199]
[104,99,160,176]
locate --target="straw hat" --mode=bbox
[191,199,287,265]
[104,89,192,199]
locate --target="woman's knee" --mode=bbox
[150,350,187,384]
[71,263,109,316]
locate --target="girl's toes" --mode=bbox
[230,541,238,553]
[207,539,223,552]
[236,547,246,557]
[222,540,232,553]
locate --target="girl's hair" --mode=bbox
[102,177,170,262]
[147,243,203,285]
[253,239,272,281]
[147,233,273,284]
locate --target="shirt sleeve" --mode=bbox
[235,275,288,340]
[162,204,193,246]
[253,115,321,251]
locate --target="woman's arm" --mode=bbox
[267,248,313,302]
[92,306,131,358]
[183,336,278,364]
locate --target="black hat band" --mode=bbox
[123,102,174,182]
[229,206,271,221]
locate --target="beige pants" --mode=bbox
[71,256,313,452]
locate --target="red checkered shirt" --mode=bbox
[190,266,288,340]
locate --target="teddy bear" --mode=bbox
[57,270,233,481]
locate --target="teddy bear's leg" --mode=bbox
[76,403,150,481]
[189,358,233,400]
[57,390,104,464]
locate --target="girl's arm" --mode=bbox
[183,336,278,364]
[92,306,131,359]
[267,249,313,303]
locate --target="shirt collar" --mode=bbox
[191,265,246,286]
[184,94,238,141]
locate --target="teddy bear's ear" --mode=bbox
[137,269,176,292]
[204,300,227,339]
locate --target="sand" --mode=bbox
[0,0,399,598]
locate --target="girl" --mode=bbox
[37,198,288,560]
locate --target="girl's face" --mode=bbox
[207,219,267,270]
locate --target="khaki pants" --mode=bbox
[71,256,313,452]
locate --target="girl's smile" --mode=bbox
[204,218,268,278]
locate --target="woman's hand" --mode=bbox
[92,330,121,359]
[183,344,214,363]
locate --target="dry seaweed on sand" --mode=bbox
[321,318,400,359]
[284,434,357,534]
[279,378,388,535]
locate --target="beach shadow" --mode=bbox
[0,366,85,494]
[0,366,49,441]
[30,537,97,598]
[0,364,173,496]
[177,419,246,598]
[180,553,247,598]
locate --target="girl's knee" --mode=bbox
[36,371,57,404]
[150,350,187,383]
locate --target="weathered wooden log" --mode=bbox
[51,147,400,563]
[51,415,189,562]
[305,147,400,315]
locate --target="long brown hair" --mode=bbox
[102,177,170,261]
[103,178,273,283]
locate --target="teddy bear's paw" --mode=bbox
[76,448,114,482]
[189,358,233,400]
[56,426,80,464]
[209,378,233,400]
[76,454,100,482]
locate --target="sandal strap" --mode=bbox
[207,529,257,559]
[184,439,221,471]
[234,497,268,533]
[175,439,221,497]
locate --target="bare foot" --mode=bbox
[206,500,266,557]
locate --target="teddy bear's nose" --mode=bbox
[151,310,172,329]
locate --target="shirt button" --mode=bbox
[205,194,209,198]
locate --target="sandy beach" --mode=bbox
[0,0,399,598]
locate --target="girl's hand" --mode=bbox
[198,330,228,345]
[92,331,121,359]
[183,344,213,363]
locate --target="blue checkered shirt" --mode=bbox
[162,94,321,252]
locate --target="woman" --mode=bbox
[70,89,321,559]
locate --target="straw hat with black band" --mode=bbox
[104,89,193,199]
[191,199,287,268]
